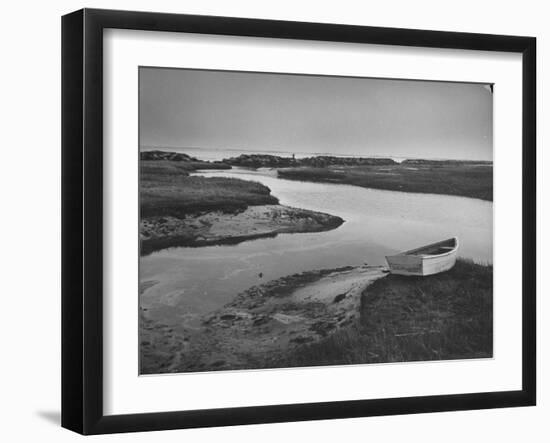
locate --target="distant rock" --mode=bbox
[141,150,199,161]
[299,156,397,167]
[140,150,231,169]
[222,154,298,168]
[223,153,397,168]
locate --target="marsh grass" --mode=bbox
[278,163,493,201]
[140,160,278,217]
[279,259,493,368]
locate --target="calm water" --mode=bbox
[140,168,493,330]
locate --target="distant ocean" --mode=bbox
[140,146,408,163]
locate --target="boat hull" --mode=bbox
[385,238,458,276]
[385,254,423,276]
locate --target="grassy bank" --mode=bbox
[140,160,278,217]
[278,162,493,201]
[140,159,344,255]
[279,259,493,367]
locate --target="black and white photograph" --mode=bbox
[138,67,494,374]
[0,0,545,439]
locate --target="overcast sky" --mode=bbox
[139,67,493,161]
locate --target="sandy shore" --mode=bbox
[140,204,344,255]
[140,265,387,374]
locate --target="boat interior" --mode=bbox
[405,238,457,256]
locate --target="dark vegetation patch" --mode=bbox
[140,160,278,217]
[277,163,493,201]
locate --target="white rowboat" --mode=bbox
[385,237,459,276]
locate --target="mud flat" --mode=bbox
[140,265,387,374]
[140,204,344,255]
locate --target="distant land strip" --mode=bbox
[140,150,493,201]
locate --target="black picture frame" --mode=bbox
[62,8,536,435]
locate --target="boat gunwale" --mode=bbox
[386,237,459,260]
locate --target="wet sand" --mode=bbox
[140,265,387,374]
